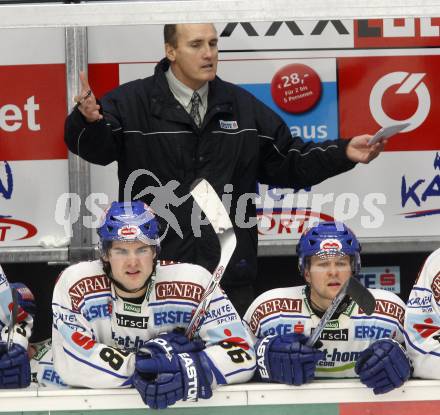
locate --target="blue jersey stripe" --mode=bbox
[411,286,433,293]
[225,365,256,378]
[78,293,113,312]
[53,321,87,332]
[259,313,311,328]
[204,353,227,384]
[204,312,237,324]
[401,330,440,358]
[63,347,129,380]
[350,315,404,332]
[149,300,197,307]
[52,302,79,314]
[209,296,226,304]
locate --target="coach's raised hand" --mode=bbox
[74,71,102,122]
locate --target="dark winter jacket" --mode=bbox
[65,58,356,288]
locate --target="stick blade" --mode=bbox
[347,277,376,315]
[190,178,233,234]
[185,179,237,339]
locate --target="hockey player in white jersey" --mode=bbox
[52,201,255,408]
[404,247,440,378]
[244,221,410,394]
[0,274,65,388]
[29,338,66,387]
[0,266,33,388]
[7,282,67,389]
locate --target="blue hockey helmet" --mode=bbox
[296,221,361,276]
[97,201,160,252]
[10,282,36,320]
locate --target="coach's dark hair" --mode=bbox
[164,24,178,47]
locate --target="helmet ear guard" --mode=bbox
[296,221,361,277]
[97,201,161,255]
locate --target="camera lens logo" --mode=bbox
[369,72,430,131]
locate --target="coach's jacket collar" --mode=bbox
[150,58,233,123]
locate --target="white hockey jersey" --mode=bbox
[243,285,405,378]
[52,260,255,388]
[30,339,67,388]
[404,247,440,378]
[0,264,33,350]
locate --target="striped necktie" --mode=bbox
[190,91,202,127]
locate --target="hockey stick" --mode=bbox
[306,277,376,347]
[6,287,19,350]
[185,178,237,339]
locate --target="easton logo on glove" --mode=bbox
[134,349,213,409]
[254,333,324,385]
[180,353,198,401]
[256,335,274,379]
